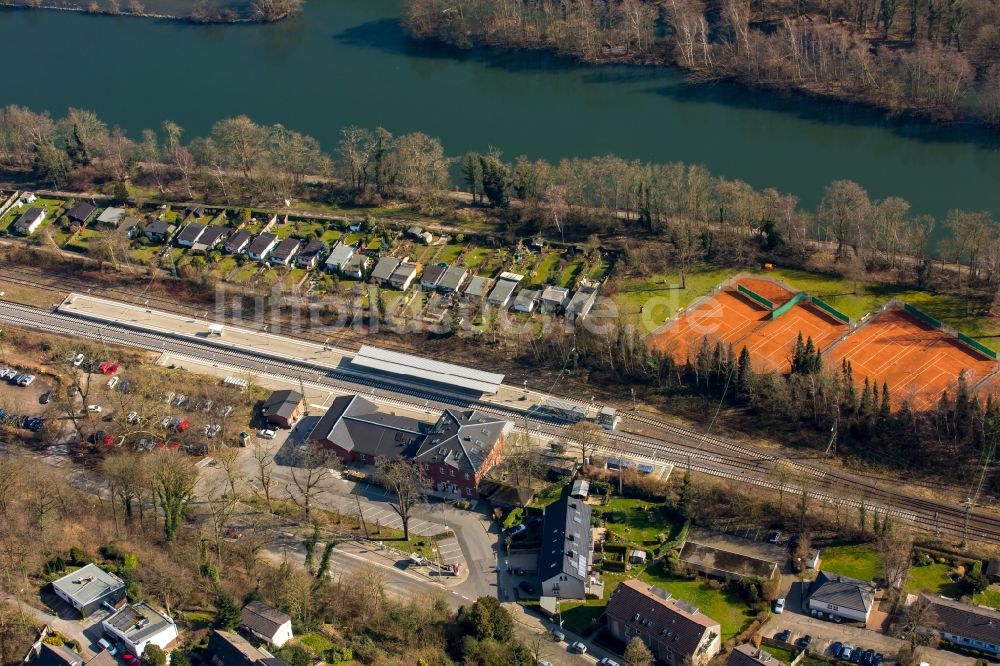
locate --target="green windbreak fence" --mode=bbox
[810,297,850,324]
[771,291,808,319]
[903,303,944,330]
[958,332,997,360]
[737,283,773,310]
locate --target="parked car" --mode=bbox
[598,659,621,666]
[840,645,853,660]
[568,641,587,654]
[798,635,812,649]
[862,649,876,665]
[775,630,791,643]
[98,361,119,375]
[873,653,884,665]
[830,641,843,658]
[518,580,536,594]
[260,428,277,439]
[72,353,85,367]
[767,530,781,544]
[508,523,527,538]
[86,404,102,413]
[107,376,119,389]
[39,391,51,404]
[850,646,864,663]
[97,638,116,655]
[127,411,139,424]
[122,651,140,666]
[550,629,565,642]
[773,597,785,614]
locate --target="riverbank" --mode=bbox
[0,0,297,23]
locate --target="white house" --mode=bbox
[13,207,46,235]
[102,601,179,655]
[51,563,125,615]
[18,191,37,207]
[807,571,876,623]
[241,600,294,647]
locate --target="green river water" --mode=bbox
[0,0,997,217]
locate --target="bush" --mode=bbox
[604,511,628,523]
[44,555,66,576]
[913,552,933,567]
[68,546,89,566]
[963,570,990,594]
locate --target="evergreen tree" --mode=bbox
[792,332,805,373]
[880,381,891,419]
[214,594,241,630]
[737,346,753,399]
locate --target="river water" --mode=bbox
[1,0,998,217]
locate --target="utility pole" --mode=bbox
[631,387,637,412]
[299,376,308,416]
[355,493,369,539]
[824,411,839,456]
[961,497,972,548]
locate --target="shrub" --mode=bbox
[68,546,89,566]
[44,555,67,575]
[604,510,628,523]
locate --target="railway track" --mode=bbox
[0,296,997,544]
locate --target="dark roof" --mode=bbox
[421,264,447,286]
[679,541,779,580]
[36,643,83,666]
[198,225,229,247]
[145,219,174,236]
[539,494,592,584]
[413,409,512,475]
[207,630,274,666]
[65,202,96,223]
[371,256,400,281]
[176,222,206,244]
[438,266,468,292]
[727,643,788,666]
[922,593,1000,646]
[607,580,720,662]
[261,390,303,421]
[296,239,326,264]
[248,232,278,255]
[307,394,430,459]
[566,284,599,317]
[104,601,173,645]
[986,560,1000,578]
[241,601,291,640]
[809,571,876,614]
[271,237,300,260]
[13,207,45,233]
[224,230,252,252]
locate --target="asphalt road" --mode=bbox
[2,298,999,545]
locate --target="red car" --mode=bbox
[122,653,140,666]
[98,361,120,375]
[177,418,190,432]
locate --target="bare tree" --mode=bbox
[375,457,429,542]
[214,446,244,499]
[287,444,332,521]
[566,421,606,464]
[251,438,277,513]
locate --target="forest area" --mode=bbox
[401,0,1000,124]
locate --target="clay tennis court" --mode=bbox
[739,303,849,373]
[826,308,997,410]
[649,278,795,362]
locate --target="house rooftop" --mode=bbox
[198,225,229,247]
[727,643,788,665]
[421,264,447,286]
[104,601,174,644]
[922,593,1000,647]
[307,394,431,459]
[539,494,591,584]
[241,600,291,639]
[370,255,400,281]
[413,409,514,475]
[51,563,124,609]
[464,276,491,298]
[438,265,469,292]
[66,202,96,223]
[809,571,876,614]
[35,642,83,666]
[325,242,354,268]
[224,229,252,252]
[176,222,206,243]
[96,207,126,225]
[261,390,303,421]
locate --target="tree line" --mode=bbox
[402,0,1000,125]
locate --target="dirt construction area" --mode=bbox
[827,308,997,410]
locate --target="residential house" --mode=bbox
[307,394,431,466]
[511,289,540,313]
[498,271,525,283]
[437,266,468,294]
[727,643,788,665]
[118,216,141,238]
[570,479,589,499]
[324,242,355,274]
[95,207,126,227]
[18,191,37,206]
[144,220,176,243]
[486,280,518,308]
[678,541,780,583]
[269,237,300,266]
[538,494,593,600]
[295,239,326,269]
[241,601,294,647]
[261,389,304,429]
[566,281,600,319]
[66,202,96,226]
[224,230,252,254]
[389,262,419,290]
[196,225,229,250]
[13,207,46,235]
[101,601,178,655]
[206,630,288,666]
[540,285,570,312]
[807,571,876,623]
[370,256,400,285]
[51,563,126,615]
[343,252,370,279]
[247,232,279,261]
[406,225,433,244]
[421,264,447,290]
[463,276,491,301]
[412,409,514,499]
[921,593,1000,656]
[175,222,207,247]
[34,642,84,666]
[606,579,722,666]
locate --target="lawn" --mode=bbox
[298,631,335,654]
[820,544,884,581]
[974,588,1000,610]
[612,266,735,332]
[229,263,260,283]
[0,198,66,233]
[589,259,612,281]
[529,252,562,287]
[638,564,754,642]
[462,247,492,272]
[128,246,161,265]
[592,498,681,549]
[558,258,585,289]
[321,228,342,244]
[905,562,962,596]
[438,244,464,265]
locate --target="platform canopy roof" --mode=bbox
[351,345,505,394]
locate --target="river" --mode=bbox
[1,0,998,217]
